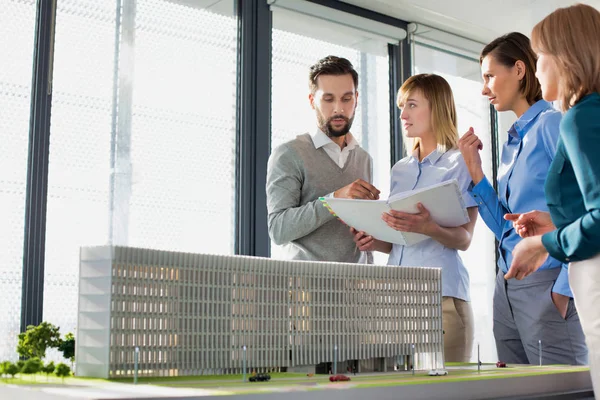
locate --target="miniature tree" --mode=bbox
[6,363,19,380]
[21,357,42,381]
[17,322,61,359]
[41,361,55,381]
[16,359,25,376]
[55,362,71,382]
[58,332,75,368]
[0,361,8,374]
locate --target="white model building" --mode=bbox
[75,246,444,378]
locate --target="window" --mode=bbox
[414,43,497,362]
[270,8,392,264]
[126,0,237,253]
[43,0,116,357]
[43,0,237,357]
[0,0,37,361]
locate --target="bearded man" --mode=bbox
[266,55,380,262]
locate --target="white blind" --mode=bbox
[409,22,485,61]
[269,0,407,57]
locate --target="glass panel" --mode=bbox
[44,0,116,360]
[127,0,237,254]
[0,0,37,361]
[271,10,391,264]
[414,44,497,362]
[44,0,237,361]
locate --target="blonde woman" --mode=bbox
[352,74,478,362]
[504,4,600,394]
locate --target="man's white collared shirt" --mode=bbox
[311,129,358,168]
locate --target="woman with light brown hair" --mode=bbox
[352,74,479,362]
[504,3,600,394]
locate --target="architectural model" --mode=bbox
[75,246,443,378]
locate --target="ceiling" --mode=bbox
[172,1,600,45]
[340,0,600,44]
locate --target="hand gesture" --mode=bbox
[504,210,555,238]
[458,127,485,184]
[334,179,380,200]
[505,236,549,280]
[382,203,435,235]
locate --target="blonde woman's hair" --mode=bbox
[531,3,600,111]
[397,74,458,153]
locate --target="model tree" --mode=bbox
[55,362,71,381]
[21,358,42,381]
[17,322,61,359]
[58,332,75,367]
[41,361,55,380]
[0,361,9,380]
[5,363,19,379]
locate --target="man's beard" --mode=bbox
[318,112,354,138]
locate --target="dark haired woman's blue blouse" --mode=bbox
[468,100,572,297]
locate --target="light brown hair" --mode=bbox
[480,32,542,105]
[531,3,600,111]
[397,74,458,153]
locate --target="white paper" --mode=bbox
[321,179,469,246]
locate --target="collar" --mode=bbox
[508,100,554,141]
[410,147,444,165]
[312,128,358,150]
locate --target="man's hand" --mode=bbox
[458,127,485,184]
[334,179,380,200]
[504,210,555,238]
[382,203,436,235]
[505,236,549,280]
[551,292,570,319]
[350,227,392,253]
[350,227,377,251]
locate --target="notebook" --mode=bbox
[320,179,470,246]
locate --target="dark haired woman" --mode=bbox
[458,32,587,365]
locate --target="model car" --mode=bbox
[496,361,507,368]
[329,374,351,382]
[249,373,271,382]
[427,369,448,376]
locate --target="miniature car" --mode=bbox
[427,369,448,376]
[329,374,351,382]
[496,361,507,368]
[249,373,271,382]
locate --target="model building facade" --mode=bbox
[76,246,443,378]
